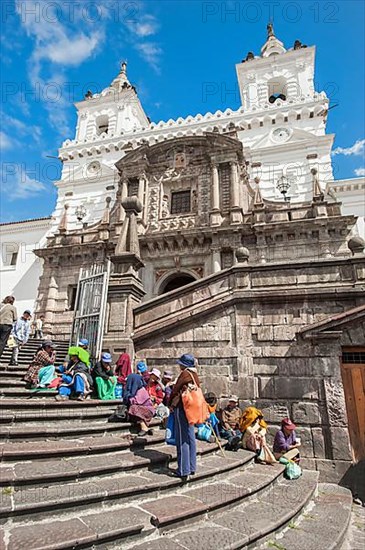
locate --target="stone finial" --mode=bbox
[311,168,324,201]
[58,204,69,233]
[253,177,264,207]
[348,236,365,256]
[120,60,127,75]
[101,196,112,225]
[235,247,250,264]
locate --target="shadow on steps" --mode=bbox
[339,459,365,504]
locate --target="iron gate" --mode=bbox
[70,262,111,363]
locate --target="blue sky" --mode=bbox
[1,0,364,223]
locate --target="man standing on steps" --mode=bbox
[0,296,17,359]
[9,310,32,366]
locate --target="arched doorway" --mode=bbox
[159,272,197,295]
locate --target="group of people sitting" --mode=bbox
[21,343,301,479]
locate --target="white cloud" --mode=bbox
[332,139,365,156]
[1,114,42,146]
[128,15,159,37]
[0,132,13,151]
[136,43,163,73]
[15,0,105,134]
[12,174,46,199]
[354,167,365,176]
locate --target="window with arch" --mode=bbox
[96,115,109,135]
[267,77,288,104]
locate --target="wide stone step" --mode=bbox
[0,387,60,398]
[130,470,319,550]
[0,433,133,461]
[0,398,123,412]
[1,440,249,489]
[0,442,239,518]
[0,378,27,387]
[1,506,152,550]
[0,406,116,423]
[255,483,353,550]
[0,417,142,441]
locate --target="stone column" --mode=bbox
[230,161,243,224]
[212,249,221,273]
[210,163,222,226]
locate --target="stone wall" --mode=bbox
[133,257,365,482]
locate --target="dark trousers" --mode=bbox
[175,405,197,477]
[0,324,12,358]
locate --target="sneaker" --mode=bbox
[137,430,148,436]
[77,394,85,401]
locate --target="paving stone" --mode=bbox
[81,506,152,540]
[140,495,206,527]
[215,500,289,542]
[184,481,248,509]
[8,518,95,550]
[171,523,244,550]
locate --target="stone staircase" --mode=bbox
[0,343,354,549]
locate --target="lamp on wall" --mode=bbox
[277,175,291,202]
[75,204,87,222]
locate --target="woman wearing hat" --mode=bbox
[55,347,93,401]
[240,406,276,464]
[273,418,301,461]
[169,354,201,481]
[24,340,57,389]
[123,373,155,436]
[92,352,117,400]
[147,368,164,407]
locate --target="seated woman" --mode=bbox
[220,396,242,439]
[124,373,155,436]
[147,368,164,407]
[55,346,93,401]
[240,406,276,464]
[92,352,116,400]
[273,418,301,461]
[24,340,57,388]
[115,353,132,387]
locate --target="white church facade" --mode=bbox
[1,26,364,314]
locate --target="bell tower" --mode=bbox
[235,24,333,203]
[236,23,316,111]
[75,61,149,142]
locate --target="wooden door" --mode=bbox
[341,348,365,462]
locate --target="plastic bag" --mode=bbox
[7,335,17,348]
[165,410,176,446]
[279,457,302,479]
